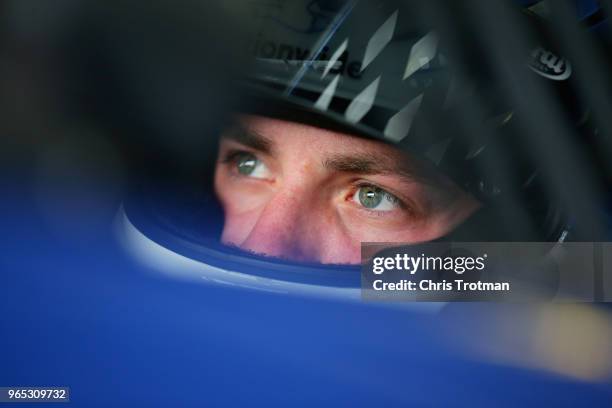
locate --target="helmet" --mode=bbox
[108,0,612,297]
[233,0,608,242]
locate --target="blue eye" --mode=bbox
[354,185,399,211]
[236,153,257,175]
[234,153,270,179]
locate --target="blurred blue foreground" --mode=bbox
[1,181,611,407]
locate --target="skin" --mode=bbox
[214,115,480,264]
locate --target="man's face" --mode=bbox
[214,115,480,264]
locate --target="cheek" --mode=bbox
[214,168,268,213]
[213,170,260,242]
[220,209,261,245]
[346,224,425,244]
[335,205,440,244]
[337,200,478,244]
[319,237,362,264]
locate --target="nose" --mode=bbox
[237,189,321,262]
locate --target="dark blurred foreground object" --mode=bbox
[2,0,249,237]
[2,0,249,184]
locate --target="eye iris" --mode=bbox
[358,186,383,208]
[237,154,257,175]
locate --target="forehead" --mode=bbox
[237,114,402,157]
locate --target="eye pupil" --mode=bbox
[358,186,383,208]
[237,154,257,175]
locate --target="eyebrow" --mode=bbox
[222,125,273,154]
[222,124,435,184]
[323,153,428,183]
